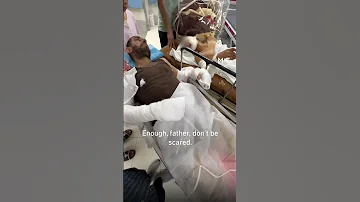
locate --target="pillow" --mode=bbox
[124,44,164,67]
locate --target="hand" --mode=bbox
[124,61,131,72]
[167,31,175,48]
[217,48,236,60]
[194,68,211,90]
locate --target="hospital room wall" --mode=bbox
[128,1,162,49]
[128,1,159,35]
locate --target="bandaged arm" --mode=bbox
[124,97,186,124]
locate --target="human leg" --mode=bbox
[158,31,168,48]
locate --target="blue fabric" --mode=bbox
[124,44,164,67]
[128,0,142,9]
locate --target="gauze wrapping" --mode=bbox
[170,36,199,67]
[198,59,207,69]
[176,67,212,90]
[186,36,199,51]
[194,68,211,90]
[124,98,186,124]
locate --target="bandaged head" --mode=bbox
[181,36,198,51]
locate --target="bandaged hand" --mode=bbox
[176,67,211,90]
[124,97,186,124]
[194,68,211,90]
[198,60,207,69]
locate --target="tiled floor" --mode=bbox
[124,123,189,201]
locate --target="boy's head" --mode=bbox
[181,36,199,51]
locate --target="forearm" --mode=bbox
[195,56,207,69]
[158,0,172,32]
[124,97,186,124]
[124,105,153,124]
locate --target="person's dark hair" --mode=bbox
[125,37,134,61]
[126,37,133,48]
[184,29,201,37]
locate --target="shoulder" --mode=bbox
[158,57,169,64]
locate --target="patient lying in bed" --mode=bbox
[125,36,211,105]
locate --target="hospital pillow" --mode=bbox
[124,44,164,67]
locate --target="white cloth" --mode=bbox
[153,83,236,202]
[170,46,198,67]
[123,67,236,201]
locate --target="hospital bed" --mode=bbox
[141,48,236,201]
[159,0,237,118]
[180,46,236,124]
[134,1,236,200]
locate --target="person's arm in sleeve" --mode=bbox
[124,97,186,124]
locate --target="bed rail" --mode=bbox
[180,47,236,124]
[180,47,236,77]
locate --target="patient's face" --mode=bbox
[128,36,150,59]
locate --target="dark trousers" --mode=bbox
[158,31,177,48]
[123,168,165,202]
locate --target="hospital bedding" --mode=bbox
[161,0,236,104]
[140,83,236,202]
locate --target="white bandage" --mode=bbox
[177,67,193,82]
[124,97,186,124]
[176,67,199,82]
[182,36,198,50]
[198,60,207,69]
[195,68,212,90]
[176,67,211,90]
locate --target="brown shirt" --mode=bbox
[134,59,180,105]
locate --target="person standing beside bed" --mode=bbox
[123,0,140,162]
[157,0,178,48]
[124,0,139,50]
